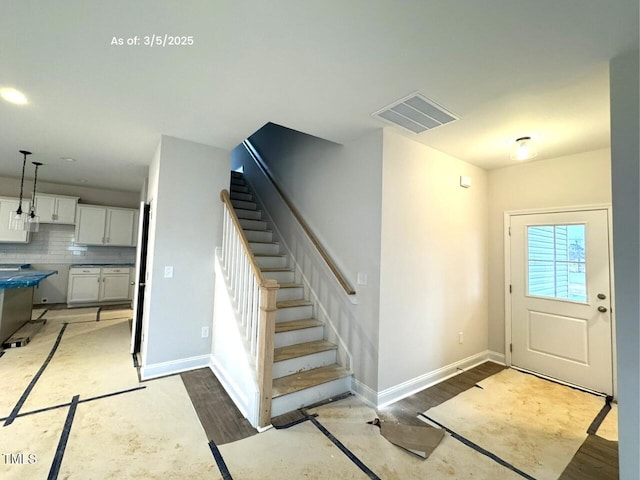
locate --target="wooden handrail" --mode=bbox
[242,140,356,296]
[220,189,266,285]
[220,188,279,427]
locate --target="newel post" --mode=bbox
[257,278,279,427]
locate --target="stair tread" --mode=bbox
[249,241,279,245]
[274,340,337,362]
[261,267,291,272]
[278,283,302,289]
[254,254,287,258]
[272,365,350,398]
[277,299,312,308]
[244,228,273,233]
[275,318,323,333]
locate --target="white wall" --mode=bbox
[239,123,383,392]
[609,49,639,480]
[378,130,488,392]
[0,176,140,208]
[141,135,229,377]
[487,149,612,353]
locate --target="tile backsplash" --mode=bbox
[0,223,136,265]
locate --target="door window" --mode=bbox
[527,224,586,302]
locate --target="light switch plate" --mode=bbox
[164,266,173,278]
[357,273,368,286]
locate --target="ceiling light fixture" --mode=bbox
[510,136,537,161]
[0,87,28,105]
[9,150,31,230]
[26,161,43,232]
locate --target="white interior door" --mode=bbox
[510,209,613,394]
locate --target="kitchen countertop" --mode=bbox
[0,269,58,289]
[70,264,135,268]
[0,264,31,271]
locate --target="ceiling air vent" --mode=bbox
[372,93,459,134]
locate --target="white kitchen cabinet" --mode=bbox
[75,205,137,247]
[68,266,133,305]
[67,267,101,303]
[100,267,131,302]
[105,208,137,246]
[0,197,31,243]
[34,193,79,224]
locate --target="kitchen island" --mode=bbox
[0,267,58,345]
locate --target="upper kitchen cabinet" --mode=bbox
[75,205,138,247]
[0,197,30,243]
[34,193,79,224]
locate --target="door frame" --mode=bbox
[504,204,617,397]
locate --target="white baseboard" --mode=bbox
[376,350,503,408]
[209,355,258,427]
[140,354,210,381]
[487,351,506,365]
[351,378,377,408]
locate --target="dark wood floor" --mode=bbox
[183,362,618,478]
[560,434,619,480]
[180,368,257,445]
[379,361,506,426]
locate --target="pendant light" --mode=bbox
[510,136,537,161]
[26,161,42,233]
[8,150,31,230]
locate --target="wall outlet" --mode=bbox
[458,332,464,344]
[164,266,173,278]
[201,326,209,338]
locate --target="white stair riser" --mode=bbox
[230,192,253,201]
[273,350,337,379]
[235,209,262,220]
[275,326,324,348]
[263,270,294,283]
[276,305,313,322]
[270,376,351,418]
[277,287,304,302]
[231,200,257,211]
[240,219,268,230]
[250,242,280,255]
[256,256,288,269]
[244,230,272,242]
[231,185,250,193]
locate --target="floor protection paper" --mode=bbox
[307,396,522,479]
[596,403,618,441]
[421,368,606,480]
[59,375,220,480]
[20,318,140,413]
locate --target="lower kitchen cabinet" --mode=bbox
[67,266,133,306]
[67,267,101,303]
[100,268,131,302]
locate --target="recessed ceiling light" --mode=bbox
[0,87,28,105]
[76,179,89,183]
[61,157,76,162]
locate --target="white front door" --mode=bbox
[510,209,613,394]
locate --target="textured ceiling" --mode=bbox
[0,0,637,191]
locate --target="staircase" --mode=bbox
[229,171,351,419]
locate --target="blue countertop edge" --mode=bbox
[0,270,58,289]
